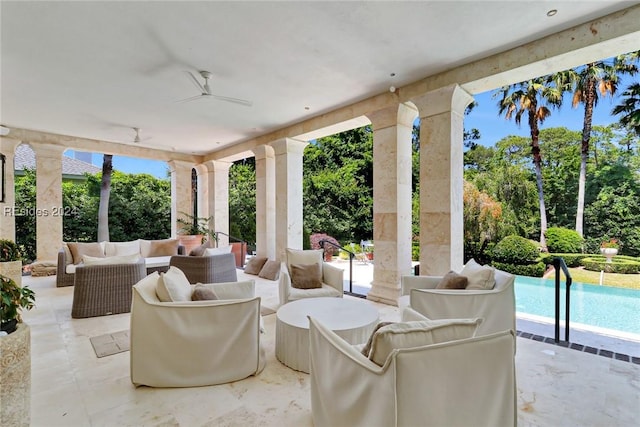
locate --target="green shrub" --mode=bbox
[492,235,539,264]
[412,243,420,261]
[545,227,584,253]
[491,261,547,277]
[581,256,640,274]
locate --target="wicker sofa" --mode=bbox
[56,239,185,287]
[169,252,238,284]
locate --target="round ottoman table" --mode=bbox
[276,297,379,373]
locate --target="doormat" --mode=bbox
[90,330,130,358]
[261,306,276,316]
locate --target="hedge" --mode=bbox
[581,256,640,274]
[491,261,547,277]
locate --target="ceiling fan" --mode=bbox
[178,70,252,107]
[132,127,151,143]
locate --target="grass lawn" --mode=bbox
[556,267,640,290]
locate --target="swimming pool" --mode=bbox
[515,276,640,336]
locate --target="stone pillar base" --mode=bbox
[1,322,31,427]
[367,283,400,306]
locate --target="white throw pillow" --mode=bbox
[156,266,192,302]
[368,318,482,367]
[83,253,141,265]
[104,240,140,257]
[460,258,496,290]
[204,246,232,256]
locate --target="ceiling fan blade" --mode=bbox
[210,94,253,107]
[184,71,206,94]
[175,94,206,103]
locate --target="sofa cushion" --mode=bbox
[436,271,468,289]
[288,284,342,300]
[192,285,218,301]
[244,256,268,275]
[461,259,496,290]
[157,266,192,302]
[368,318,482,366]
[140,239,180,258]
[144,256,172,269]
[62,243,73,265]
[204,246,232,256]
[290,263,322,289]
[104,240,140,257]
[258,260,280,280]
[67,242,105,265]
[83,253,141,265]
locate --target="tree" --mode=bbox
[613,82,640,137]
[494,76,563,249]
[555,53,638,237]
[97,154,113,242]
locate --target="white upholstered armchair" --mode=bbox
[399,260,516,336]
[130,273,265,387]
[308,314,516,427]
[278,248,343,305]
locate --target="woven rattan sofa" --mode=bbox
[56,239,184,287]
[71,258,147,318]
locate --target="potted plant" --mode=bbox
[176,213,217,253]
[0,239,23,286]
[1,274,35,334]
[1,274,35,426]
[600,238,620,263]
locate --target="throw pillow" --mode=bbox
[204,246,233,256]
[368,318,482,367]
[67,242,104,265]
[461,258,496,290]
[156,266,192,302]
[189,242,210,257]
[436,271,468,289]
[258,260,281,280]
[148,239,179,257]
[244,256,268,275]
[192,285,218,301]
[104,240,140,257]
[83,254,141,265]
[290,263,322,289]
[62,243,73,265]
[361,322,395,357]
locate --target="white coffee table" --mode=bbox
[275,297,379,373]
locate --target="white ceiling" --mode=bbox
[0,1,635,156]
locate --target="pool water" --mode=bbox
[515,276,640,335]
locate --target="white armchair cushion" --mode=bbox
[157,266,192,302]
[461,258,496,290]
[368,318,482,366]
[285,248,323,270]
[204,246,233,256]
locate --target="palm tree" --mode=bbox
[557,53,638,237]
[495,76,563,250]
[97,154,113,242]
[613,82,640,137]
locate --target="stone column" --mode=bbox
[253,145,276,259]
[0,138,22,241]
[30,142,65,261]
[411,84,474,275]
[197,160,232,246]
[366,103,417,305]
[271,138,308,261]
[167,160,194,237]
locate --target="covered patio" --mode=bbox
[2,2,640,426]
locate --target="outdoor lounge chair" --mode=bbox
[278,248,344,305]
[169,252,237,284]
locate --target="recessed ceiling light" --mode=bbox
[547,9,557,17]
[390,72,396,77]
[304,106,310,110]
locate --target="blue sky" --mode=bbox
[71,74,635,178]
